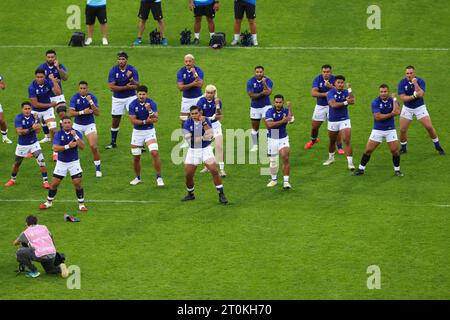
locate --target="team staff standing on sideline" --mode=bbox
[0,74,12,143]
[398,66,445,155]
[134,0,168,46]
[188,0,220,45]
[231,0,258,46]
[84,0,109,46]
[69,81,102,177]
[105,51,139,149]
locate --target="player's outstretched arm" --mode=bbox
[0,79,6,90]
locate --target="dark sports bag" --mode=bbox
[240,30,253,47]
[68,32,85,47]
[210,32,226,49]
[180,29,192,45]
[149,29,161,45]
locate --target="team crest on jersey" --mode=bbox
[183,74,187,79]
[22,120,26,125]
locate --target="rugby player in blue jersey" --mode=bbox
[353,84,403,176]
[398,66,445,155]
[69,81,102,177]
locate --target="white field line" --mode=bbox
[0,199,161,204]
[0,199,448,207]
[0,45,448,51]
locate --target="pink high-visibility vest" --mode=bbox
[23,225,56,257]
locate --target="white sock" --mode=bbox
[234,34,240,41]
[283,176,289,183]
[271,175,277,181]
[195,33,200,39]
[94,160,101,166]
[329,152,335,159]
[401,141,407,145]
[252,34,257,41]
[251,129,258,146]
[359,164,365,171]
[347,156,353,165]
[219,162,224,170]
[209,32,215,38]
[432,137,439,143]
[394,166,400,171]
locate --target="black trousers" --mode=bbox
[16,247,61,274]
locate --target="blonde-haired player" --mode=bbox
[176,54,204,131]
[197,84,226,177]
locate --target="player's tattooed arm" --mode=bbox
[55,61,68,81]
[261,78,272,96]
[48,74,62,96]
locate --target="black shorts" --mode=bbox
[138,1,163,21]
[85,5,107,25]
[194,4,216,18]
[234,0,256,19]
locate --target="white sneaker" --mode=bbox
[219,170,227,177]
[267,180,277,187]
[39,201,53,209]
[102,38,108,45]
[130,177,141,185]
[348,163,355,171]
[231,39,239,46]
[200,167,209,173]
[85,37,93,46]
[323,158,335,166]
[96,171,102,178]
[253,40,259,46]
[39,136,51,144]
[250,145,258,152]
[60,263,69,278]
[2,137,12,144]
[156,177,165,187]
[283,181,292,189]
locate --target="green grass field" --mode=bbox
[0,0,449,299]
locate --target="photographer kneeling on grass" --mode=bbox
[13,215,69,279]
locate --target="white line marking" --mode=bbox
[0,199,161,204]
[0,45,447,51]
[0,199,448,207]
